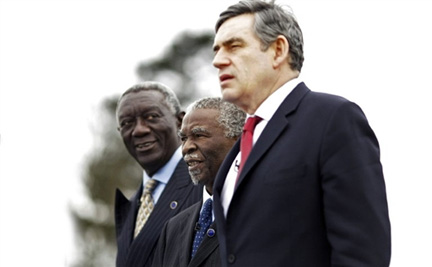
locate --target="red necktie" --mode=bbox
[237,116,262,183]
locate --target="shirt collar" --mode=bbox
[202,187,213,203]
[253,77,302,120]
[143,146,183,185]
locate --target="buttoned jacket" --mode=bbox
[213,82,391,267]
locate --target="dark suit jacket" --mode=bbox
[115,160,203,267]
[152,200,220,267]
[213,82,391,267]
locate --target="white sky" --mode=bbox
[1,0,431,266]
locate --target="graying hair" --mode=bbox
[187,97,246,138]
[215,0,304,72]
[116,81,182,120]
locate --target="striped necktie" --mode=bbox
[134,178,158,238]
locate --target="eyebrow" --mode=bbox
[178,127,209,136]
[191,127,210,134]
[213,37,244,52]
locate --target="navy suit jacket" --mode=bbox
[152,200,220,267]
[115,160,202,267]
[213,82,391,267]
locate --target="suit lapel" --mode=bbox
[235,82,310,189]
[115,186,142,265]
[178,201,201,266]
[126,161,195,266]
[189,221,219,267]
[214,141,240,194]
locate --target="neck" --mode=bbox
[243,70,300,115]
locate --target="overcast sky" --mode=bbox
[1,0,431,266]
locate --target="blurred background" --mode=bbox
[1,0,431,266]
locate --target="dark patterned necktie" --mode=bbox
[191,198,213,258]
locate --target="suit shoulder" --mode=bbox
[167,201,201,225]
[301,87,365,117]
[306,90,352,106]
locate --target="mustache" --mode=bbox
[183,153,200,161]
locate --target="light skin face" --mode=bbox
[117,90,183,177]
[179,108,237,195]
[213,14,295,114]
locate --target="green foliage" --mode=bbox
[136,30,215,107]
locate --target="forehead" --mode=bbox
[118,90,167,112]
[182,108,220,130]
[214,14,256,46]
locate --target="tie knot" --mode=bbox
[244,116,262,133]
[144,179,158,195]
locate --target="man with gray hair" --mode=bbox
[212,1,391,266]
[152,97,245,267]
[115,81,202,267]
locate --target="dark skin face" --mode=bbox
[179,108,237,195]
[117,90,183,176]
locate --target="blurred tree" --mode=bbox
[70,30,215,267]
[136,30,218,107]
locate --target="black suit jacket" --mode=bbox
[213,82,391,267]
[152,200,220,267]
[115,160,203,267]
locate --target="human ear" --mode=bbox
[272,35,289,68]
[176,111,185,128]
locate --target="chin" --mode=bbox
[221,90,239,104]
[191,176,200,185]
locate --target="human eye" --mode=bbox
[192,128,209,138]
[178,132,187,142]
[230,40,243,50]
[119,118,134,130]
[143,112,161,122]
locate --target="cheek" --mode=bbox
[207,149,228,170]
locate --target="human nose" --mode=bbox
[213,49,230,69]
[132,117,151,136]
[182,137,196,156]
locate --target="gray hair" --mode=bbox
[215,0,304,72]
[116,81,182,120]
[187,97,246,138]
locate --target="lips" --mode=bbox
[134,141,156,151]
[186,160,201,167]
[184,154,204,173]
[219,74,233,83]
[186,160,203,176]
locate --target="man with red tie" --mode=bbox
[211,1,391,266]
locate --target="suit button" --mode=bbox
[228,254,236,264]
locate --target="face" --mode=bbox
[117,90,182,176]
[213,14,276,114]
[179,108,236,194]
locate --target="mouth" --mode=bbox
[219,74,233,83]
[134,141,156,151]
[184,157,204,173]
[186,160,201,167]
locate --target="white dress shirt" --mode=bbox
[142,146,183,204]
[220,78,302,217]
